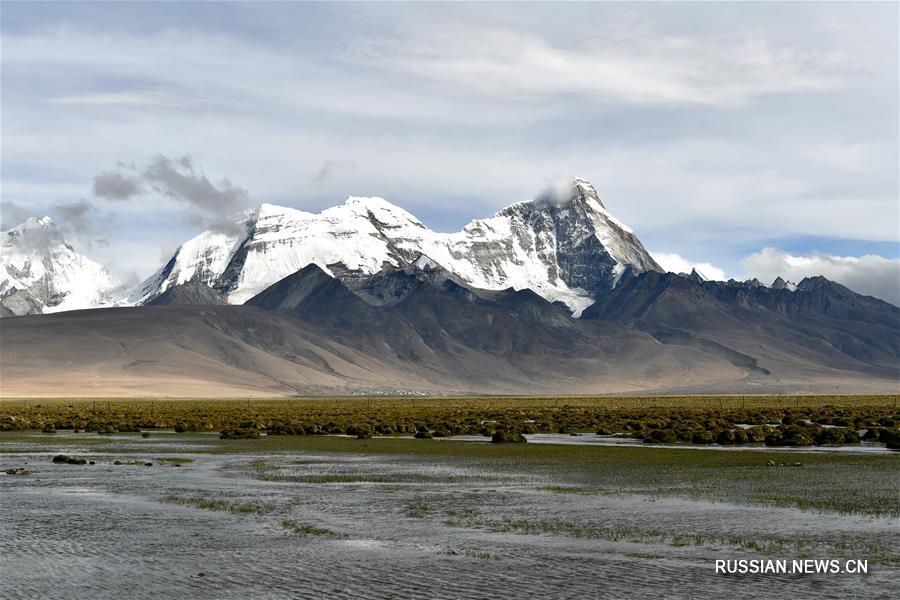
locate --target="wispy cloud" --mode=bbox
[51,198,94,234]
[311,160,358,186]
[49,198,111,248]
[47,89,216,108]
[345,26,848,106]
[93,155,249,234]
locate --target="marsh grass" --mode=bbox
[251,466,494,486]
[164,494,273,514]
[234,436,899,518]
[4,427,895,517]
[405,502,430,518]
[443,507,479,526]
[280,519,342,537]
[539,486,612,495]
[469,518,837,555]
[3,395,897,518]
[3,395,896,448]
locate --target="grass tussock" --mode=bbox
[405,502,430,518]
[163,494,273,514]
[280,519,342,537]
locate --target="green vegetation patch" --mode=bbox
[4,395,896,450]
[163,494,273,514]
[280,519,343,537]
[2,395,898,519]
[538,486,611,495]
[405,502,430,518]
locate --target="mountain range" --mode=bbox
[2,178,659,317]
[1,178,897,396]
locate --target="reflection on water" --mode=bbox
[0,436,897,599]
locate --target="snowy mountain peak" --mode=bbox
[573,176,601,201]
[5,216,65,250]
[255,202,306,219]
[13,215,55,230]
[0,179,662,316]
[524,177,605,211]
[20,215,56,229]
[1,216,121,316]
[332,195,427,229]
[132,178,662,315]
[342,195,395,209]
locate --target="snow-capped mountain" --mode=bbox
[132,178,661,315]
[1,217,121,316]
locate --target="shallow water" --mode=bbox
[1,435,897,599]
[444,432,895,454]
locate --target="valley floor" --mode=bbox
[1,422,898,599]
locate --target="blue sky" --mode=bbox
[1,1,898,302]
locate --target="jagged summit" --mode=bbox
[131,178,662,314]
[5,216,65,249]
[688,268,707,282]
[768,277,796,291]
[526,177,605,208]
[13,215,55,229]
[1,215,121,316]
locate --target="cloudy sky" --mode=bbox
[2,2,898,303]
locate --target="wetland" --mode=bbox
[1,396,898,599]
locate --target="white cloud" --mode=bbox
[0,6,895,283]
[651,252,727,281]
[346,26,847,106]
[47,89,219,108]
[742,247,900,306]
